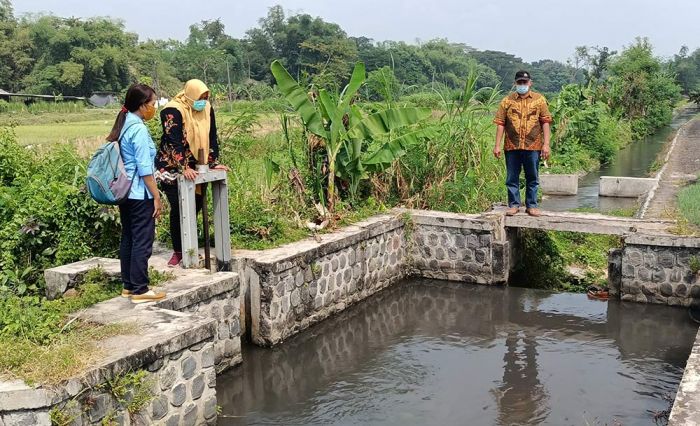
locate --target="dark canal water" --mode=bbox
[216,279,698,425]
[541,106,700,213]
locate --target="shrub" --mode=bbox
[0,128,120,296]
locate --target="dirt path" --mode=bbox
[644,116,700,218]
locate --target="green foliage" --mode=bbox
[18,16,136,95]
[511,229,568,290]
[272,60,431,209]
[0,126,31,185]
[689,256,700,275]
[678,181,700,229]
[50,401,81,426]
[511,230,619,292]
[0,128,120,296]
[0,100,88,114]
[0,267,120,344]
[393,67,505,213]
[690,91,700,106]
[605,37,682,138]
[399,91,444,109]
[101,370,155,415]
[548,84,632,173]
[671,45,700,95]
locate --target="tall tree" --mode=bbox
[0,2,33,92]
[20,16,135,95]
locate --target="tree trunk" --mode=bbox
[327,153,337,213]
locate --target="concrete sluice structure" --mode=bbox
[2,209,700,425]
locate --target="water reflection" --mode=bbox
[217,280,698,425]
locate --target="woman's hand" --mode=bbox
[153,196,163,219]
[212,164,229,172]
[183,167,198,180]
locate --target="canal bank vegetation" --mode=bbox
[0,268,130,385]
[511,229,621,292]
[548,38,682,174]
[678,182,700,231]
[0,267,173,385]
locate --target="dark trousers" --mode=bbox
[162,183,202,253]
[119,199,155,295]
[505,150,540,208]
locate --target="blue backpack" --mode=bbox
[86,123,138,205]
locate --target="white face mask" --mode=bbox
[516,84,530,95]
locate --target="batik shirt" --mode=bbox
[154,107,219,184]
[493,91,553,151]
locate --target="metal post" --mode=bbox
[212,178,232,271]
[178,176,199,268]
[198,149,211,271]
[177,169,230,270]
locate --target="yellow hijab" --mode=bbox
[165,79,212,164]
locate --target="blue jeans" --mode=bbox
[505,150,540,208]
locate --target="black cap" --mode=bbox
[514,70,531,81]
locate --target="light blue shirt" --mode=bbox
[119,112,157,200]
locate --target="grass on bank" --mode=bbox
[0,267,172,385]
[678,180,700,231]
[511,229,622,292]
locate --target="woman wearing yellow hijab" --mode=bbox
[155,79,228,267]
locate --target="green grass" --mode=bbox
[0,108,117,126]
[0,322,134,385]
[14,119,110,147]
[678,181,700,228]
[0,267,174,385]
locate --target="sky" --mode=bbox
[12,0,700,63]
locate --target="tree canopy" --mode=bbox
[0,4,696,102]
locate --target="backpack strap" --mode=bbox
[118,121,146,182]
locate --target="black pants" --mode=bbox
[162,183,202,253]
[119,199,155,295]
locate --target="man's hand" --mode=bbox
[212,164,229,172]
[541,144,551,161]
[183,168,198,181]
[493,145,502,160]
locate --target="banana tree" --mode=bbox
[271,60,431,211]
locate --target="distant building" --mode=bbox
[88,92,119,107]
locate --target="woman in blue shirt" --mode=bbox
[106,83,166,303]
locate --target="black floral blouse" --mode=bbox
[154,107,219,184]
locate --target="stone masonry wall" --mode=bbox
[408,211,509,285]
[240,215,408,346]
[174,293,242,374]
[40,341,219,426]
[0,304,219,426]
[619,234,700,307]
[156,278,242,374]
[2,265,242,425]
[238,210,512,347]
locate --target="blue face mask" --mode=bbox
[193,100,208,112]
[516,84,530,95]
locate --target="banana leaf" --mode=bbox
[270,60,327,139]
[339,62,366,111]
[362,127,435,172]
[349,107,431,139]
